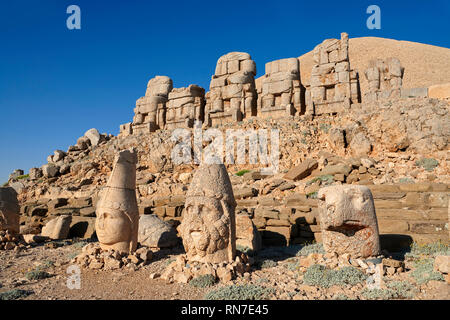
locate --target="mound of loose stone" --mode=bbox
[72,242,153,271]
[161,252,252,284]
[0,230,25,251]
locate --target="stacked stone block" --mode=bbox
[307,32,359,115]
[364,58,404,102]
[165,85,205,129]
[120,76,173,136]
[258,58,302,118]
[205,52,257,126]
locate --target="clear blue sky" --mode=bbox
[0,0,449,183]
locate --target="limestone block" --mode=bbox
[236,214,262,251]
[335,61,349,73]
[400,88,428,98]
[138,214,178,248]
[228,71,254,84]
[387,58,403,77]
[284,159,318,181]
[41,215,72,240]
[222,84,244,99]
[240,59,256,75]
[145,76,173,97]
[42,163,60,178]
[0,187,20,234]
[318,185,381,258]
[428,83,450,99]
[84,128,101,146]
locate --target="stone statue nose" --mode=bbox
[98,213,105,229]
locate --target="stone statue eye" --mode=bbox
[327,204,336,213]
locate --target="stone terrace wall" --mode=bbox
[143,182,449,250]
[19,182,449,251]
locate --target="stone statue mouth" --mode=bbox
[190,231,202,239]
[327,222,366,236]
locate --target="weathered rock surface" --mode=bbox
[318,185,380,258]
[138,214,178,248]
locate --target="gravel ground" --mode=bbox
[0,241,448,300]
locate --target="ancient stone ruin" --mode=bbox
[258,58,302,118]
[178,162,237,264]
[95,149,139,254]
[317,185,380,258]
[306,32,360,115]
[364,58,404,102]
[204,52,257,126]
[0,187,20,234]
[165,84,205,129]
[126,76,174,135]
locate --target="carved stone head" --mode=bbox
[0,187,20,234]
[178,163,237,263]
[318,185,380,258]
[95,149,139,254]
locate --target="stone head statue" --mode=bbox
[318,185,380,258]
[0,187,20,234]
[146,76,173,97]
[95,149,139,254]
[178,163,237,263]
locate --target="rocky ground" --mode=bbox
[0,240,448,300]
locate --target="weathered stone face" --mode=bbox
[318,185,380,258]
[0,187,20,234]
[178,163,237,263]
[95,149,139,254]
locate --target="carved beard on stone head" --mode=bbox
[180,197,232,260]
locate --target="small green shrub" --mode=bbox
[284,259,300,271]
[407,241,449,258]
[236,245,254,256]
[189,274,216,288]
[25,270,51,281]
[165,258,176,266]
[235,170,251,177]
[385,280,416,299]
[398,177,414,184]
[362,281,416,300]
[361,288,395,300]
[306,191,318,199]
[72,240,89,249]
[40,260,54,269]
[296,243,325,257]
[303,265,367,288]
[204,285,275,300]
[415,158,439,171]
[410,258,444,284]
[319,123,331,133]
[0,289,33,300]
[67,251,80,260]
[16,174,29,180]
[257,259,277,269]
[306,175,334,186]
